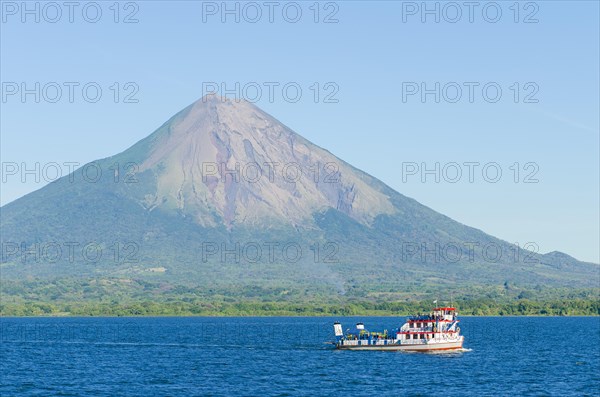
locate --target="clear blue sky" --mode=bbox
[1,1,598,262]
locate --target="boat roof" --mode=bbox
[433,307,456,311]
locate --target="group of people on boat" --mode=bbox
[345,330,389,341]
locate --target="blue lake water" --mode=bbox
[1,316,599,396]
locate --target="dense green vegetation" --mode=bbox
[1,278,598,316]
[1,298,598,317]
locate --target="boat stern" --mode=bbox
[333,322,343,344]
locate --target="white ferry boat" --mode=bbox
[333,307,464,351]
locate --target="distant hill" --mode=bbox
[1,95,598,304]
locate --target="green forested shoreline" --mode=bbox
[2,278,598,316]
[1,299,598,317]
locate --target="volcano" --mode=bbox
[1,95,597,297]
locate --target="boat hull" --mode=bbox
[336,340,463,352]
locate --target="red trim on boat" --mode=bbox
[407,319,458,323]
[397,331,458,335]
